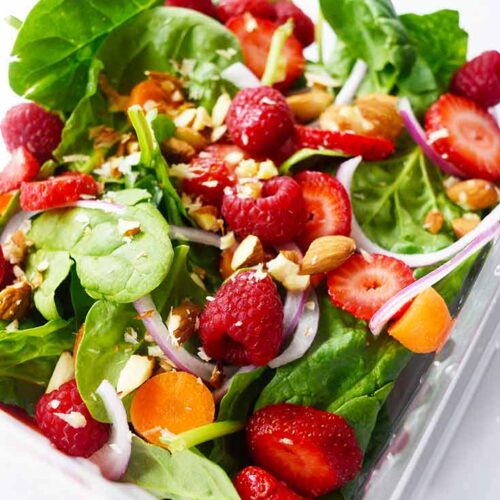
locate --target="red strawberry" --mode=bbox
[226,87,295,156]
[425,93,500,182]
[199,270,284,366]
[217,0,276,23]
[450,50,500,109]
[235,466,307,500]
[226,14,305,92]
[0,147,40,194]
[200,143,249,166]
[247,403,363,497]
[164,0,217,18]
[0,102,63,164]
[327,253,415,321]
[222,176,306,246]
[20,172,99,211]
[275,1,315,48]
[294,171,351,251]
[295,125,395,161]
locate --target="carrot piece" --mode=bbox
[131,371,215,445]
[388,287,452,353]
[0,192,15,215]
[128,80,167,110]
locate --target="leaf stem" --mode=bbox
[316,11,324,65]
[261,19,294,87]
[127,105,155,166]
[5,15,22,30]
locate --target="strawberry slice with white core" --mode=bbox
[327,254,415,321]
[425,93,500,182]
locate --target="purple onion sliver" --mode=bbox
[170,225,222,248]
[369,223,500,336]
[0,210,39,245]
[335,60,368,106]
[283,290,308,339]
[89,380,131,480]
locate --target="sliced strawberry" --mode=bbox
[226,13,305,91]
[295,125,395,161]
[217,0,277,24]
[425,93,500,182]
[0,147,40,194]
[20,173,99,211]
[200,143,249,166]
[327,254,415,321]
[294,171,351,251]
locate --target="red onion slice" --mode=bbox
[89,380,131,480]
[170,225,222,249]
[134,295,217,381]
[283,290,308,340]
[0,210,39,245]
[337,156,500,268]
[221,63,261,89]
[269,289,320,369]
[398,97,463,177]
[334,60,368,106]
[369,223,500,336]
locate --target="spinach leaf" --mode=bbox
[9,0,159,112]
[280,148,347,175]
[106,188,152,206]
[28,203,173,303]
[70,268,96,326]
[123,436,239,500]
[76,300,144,421]
[351,148,463,253]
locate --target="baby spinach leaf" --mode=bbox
[70,268,96,326]
[351,148,463,253]
[123,436,240,500]
[76,300,144,421]
[28,203,173,303]
[280,148,347,175]
[9,0,159,112]
[105,188,152,206]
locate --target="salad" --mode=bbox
[0,0,499,498]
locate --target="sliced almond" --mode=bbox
[423,209,445,234]
[191,205,222,233]
[267,253,310,291]
[116,355,155,398]
[220,231,236,251]
[451,217,481,239]
[300,236,356,275]
[231,235,265,270]
[209,362,224,390]
[446,179,498,210]
[166,301,202,346]
[46,352,75,393]
[286,88,334,123]
[280,250,301,265]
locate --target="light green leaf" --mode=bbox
[280,148,347,175]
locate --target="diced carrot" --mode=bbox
[219,248,235,280]
[0,192,15,215]
[388,287,452,353]
[131,371,215,445]
[128,80,167,110]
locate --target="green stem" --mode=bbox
[316,11,324,65]
[160,421,245,452]
[5,15,22,30]
[261,19,294,86]
[127,105,155,166]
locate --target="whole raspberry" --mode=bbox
[222,176,305,246]
[275,1,315,47]
[217,0,277,23]
[226,87,294,156]
[164,0,218,18]
[35,380,110,457]
[1,103,64,164]
[199,270,284,366]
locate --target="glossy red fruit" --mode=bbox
[0,247,14,289]
[247,403,363,497]
[295,125,395,161]
[0,147,40,194]
[35,380,110,457]
[226,14,305,92]
[226,87,295,156]
[450,50,500,109]
[0,102,63,164]
[164,0,218,18]
[199,270,284,366]
[327,253,415,321]
[294,171,351,251]
[425,93,500,182]
[275,1,315,47]
[217,0,276,23]
[20,172,99,211]
[222,176,306,246]
[235,466,307,500]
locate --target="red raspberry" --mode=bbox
[217,0,277,23]
[199,270,284,366]
[450,50,500,109]
[35,380,110,457]
[226,87,295,156]
[20,172,99,211]
[1,102,63,164]
[164,0,218,18]
[275,1,315,47]
[235,466,307,500]
[0,247,14,289]
[222,176,305,246]
[247,403,363,497]
[0,147,40,194]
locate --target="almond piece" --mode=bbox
[267,253,310,291]
[46,352,75,393]
[280,250,301,265]
[231,235,265,270]
[446,179,498,210]
[423,209,445,234]
[300,236,356,275]
[0,279,32,321]
[451,217,481,239]
[191,205,222,233]
[116,355,155,398]
[287,88,334,123]
[220,248,236,280]
[166,301,202,346]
